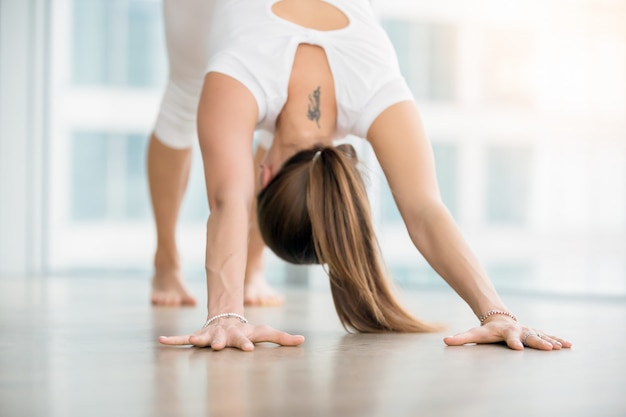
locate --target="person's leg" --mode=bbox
[244,145,284,306]
[149,0,215,306]
[148,135,195,306]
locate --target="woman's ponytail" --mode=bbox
[306,145,438,332]
[257,145,440,333]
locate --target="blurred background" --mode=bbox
[0,0,624,297]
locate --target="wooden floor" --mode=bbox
[0,275,625,417]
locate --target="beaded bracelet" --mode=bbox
[478,309,517,325]
[203,313,249,328]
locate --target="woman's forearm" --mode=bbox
[205,200,250,317]
[407,202,508,318]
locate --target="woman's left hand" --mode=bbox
[443,316,572,350]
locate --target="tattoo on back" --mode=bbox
[307,86,321,128]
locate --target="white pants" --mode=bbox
[153,0,215,149]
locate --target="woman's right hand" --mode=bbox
[158,319,305,351]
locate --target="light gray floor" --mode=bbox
[0,275,625,417]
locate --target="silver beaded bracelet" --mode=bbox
[478,309,518,325]
[203,313,249,328]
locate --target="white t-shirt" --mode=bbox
[207,0,414,145]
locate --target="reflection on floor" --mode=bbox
[0,275,624,417]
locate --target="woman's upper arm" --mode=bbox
[197,72,259,208]
[366,101,443,229]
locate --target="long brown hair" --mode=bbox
[257,144,440,333]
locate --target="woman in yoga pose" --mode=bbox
[157,0,571,351]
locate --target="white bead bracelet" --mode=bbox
[478,309,517,325]
[203,313,249,328]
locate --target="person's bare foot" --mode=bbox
[151,267,197,307]
[244,271,284,306]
